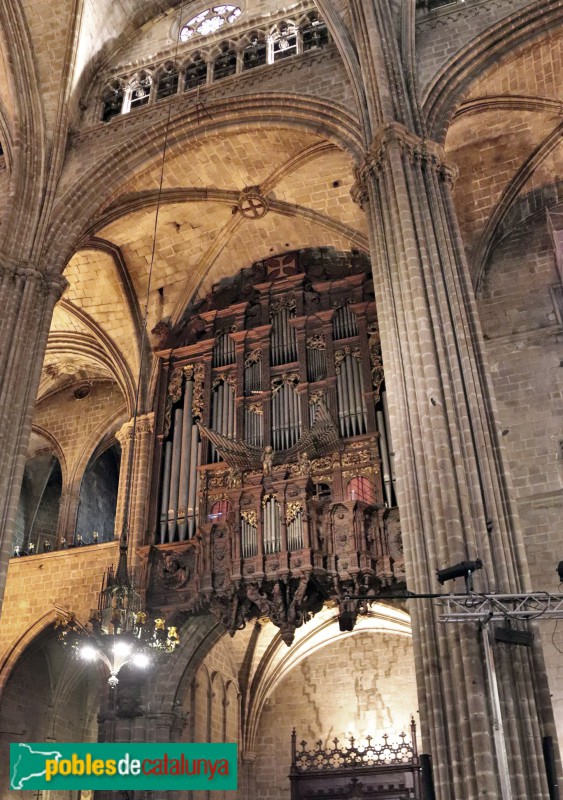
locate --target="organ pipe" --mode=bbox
[272,382,301,451]
[271,306,297,365]
[211,380,236,462]
[213,332,235,367]
[159,440,173,543]
[337,354,367,437]
[333,304,358,339]
[241,513,258,557]
[287,507,303,550]
[376,409,392,507]
[161,377,202,543]
[187,426,200,538]
[245,406,263,447]
[167,408,183,540]
[244,354,262,395]
[306,343,326,382]
[382,389,396,505]
[177,379,194,540]
[263,497,281,554]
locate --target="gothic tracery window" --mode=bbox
[101,80,125,121]
[179,5,242,42]
[156,62,179,100]
[268,22,299,62]
[184,54,208,90]
[242,34,267,70]
[302,13,329,51]
[128,71,152,110]
[213,44,237,80]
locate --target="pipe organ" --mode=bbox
[149,249,404,645]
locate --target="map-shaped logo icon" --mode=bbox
[10,742,63,789]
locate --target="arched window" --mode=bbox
[15,453,63,553]
[128,71,152,110]
[156,62,179,100]
[76,444,121,543]
[101,80,125,122]
[302,13,329,51]
[242,34,267,70]
[268,22,298,62]
[184,55,208,91]
[213,44,237,81]
[347,476,376,505]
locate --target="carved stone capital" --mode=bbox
[352,122,458,204]
[135,412,155,435]
[0,259,68,298]
[116,413,155,446]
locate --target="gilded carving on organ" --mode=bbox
[244,348,262,367]
[306,334,326,350]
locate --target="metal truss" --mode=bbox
[438,592,563,623]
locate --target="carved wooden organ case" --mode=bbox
[148,249,404,645]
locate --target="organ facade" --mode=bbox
[147,249,404,644]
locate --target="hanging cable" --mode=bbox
[121,2,188,558]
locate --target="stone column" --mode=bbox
[239,750,257,800]
[115,413,155,554]
[0,262,66,611]
[352,123,557,799]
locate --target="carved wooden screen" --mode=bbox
[290,728,421,800]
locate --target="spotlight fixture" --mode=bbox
[494,625,534,648]
[436,559,483,591]
[557,561,563,582]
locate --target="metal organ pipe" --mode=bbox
[344,356,355,436]
[382,389,396,505]
[336,364,346,437]
[213,333,235,367]
[187,428,200,538]
[167,408,183,540]
[159,441,173,543]
[333,305,358,340]
[194,439,202,535]
[377,409,392,507]
[283,383,290,449]
[271,308,297,365]
[177,380,194,541]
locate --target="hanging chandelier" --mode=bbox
[56,529,179,687]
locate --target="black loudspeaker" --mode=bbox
[543,736,560,800]
[420,753,437,800]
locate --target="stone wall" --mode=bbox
[478,215,563,744]
[0,542,119,675]
[253,631,417,800]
